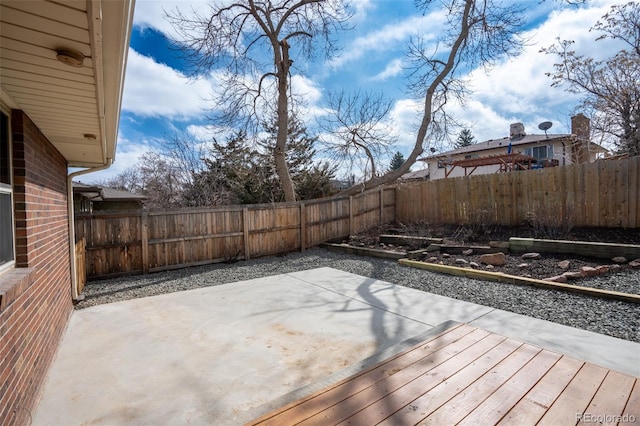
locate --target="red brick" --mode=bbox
[0,111,73,426]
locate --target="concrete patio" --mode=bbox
[33,267,639,425]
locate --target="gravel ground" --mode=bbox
[76,247,640,343]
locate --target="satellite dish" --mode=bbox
[538,121,552,131]
[538,121,552,137]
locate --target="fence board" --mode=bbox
[630,157,640,228]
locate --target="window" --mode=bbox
[0,110,14,270]
[525,145,553,162]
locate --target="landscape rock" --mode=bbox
[544,275,568,283]
[522,252,542,260]
[581,266,598,277]
[427,256,438,262]
[595,265,610,275]
[610,264,622,272]
[557,260,571,270]
[630,260,640,269]
[455,258,468,265]
[462,249,474,256]
[562,271,584,280]
[612,256,628,264]
[485,265,494,270]
[442,253,451,258]
[517,263,529,269]
[480,252,507,266]
[470,262,479,268]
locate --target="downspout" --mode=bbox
[67,159,112,301]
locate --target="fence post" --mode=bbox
[141,211,149,274]
[300,202,306,252]
[243,207,250,260]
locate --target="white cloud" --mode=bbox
[133,0,212,37]
[330,11,445,70]
[370,58,403,81]
[122,49,214,119]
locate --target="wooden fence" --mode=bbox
[395,156,640,228]
[75,187,396,279]
[76,157,638,280]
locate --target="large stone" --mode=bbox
[455,258,468,265]
[630,260,640,269]
[522,252,542,260]
[557,260,571,270]
[562,271,584,280]
[581,266,598,277]
[595,265,610,275]
[470,262,479,268]
[480,252,507,266]
[462,249,474,256]
[544,275,568,283]
[517,263,529,269]
[612,256,628,264]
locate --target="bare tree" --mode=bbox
[94,168,141,193]
[319,90,398,181]
[165,0,352,202]
[138,152,183,208]
[338,0,525,195]
[542,2,640,155]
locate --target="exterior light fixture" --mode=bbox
[56,49,85,67]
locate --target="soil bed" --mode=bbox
[342,223,640,294]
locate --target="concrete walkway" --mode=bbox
[33,267,639,425]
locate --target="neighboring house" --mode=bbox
[73,182,146,212]
[0,1,134,424]
[424,114,608,180]
[399,168,430,181]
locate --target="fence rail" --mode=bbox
[75,187,395,279]
[76,157,638,280]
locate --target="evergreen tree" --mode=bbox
[194,119,337,205]
[455,128,476,149]
[389,151,405,171]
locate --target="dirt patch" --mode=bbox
[341,223,640,283]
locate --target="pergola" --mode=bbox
[443,153,537,178]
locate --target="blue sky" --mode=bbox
[87,0,623,183]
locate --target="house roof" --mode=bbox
[400,169,430,180]
[73,182,146,202]
[0,0,135,168]
[427,133,571,159]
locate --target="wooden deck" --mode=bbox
[248,324,639,425]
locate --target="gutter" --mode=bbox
[67,160,112,301]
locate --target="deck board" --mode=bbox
[247,325,638,426]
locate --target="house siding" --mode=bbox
[0,111,73,426]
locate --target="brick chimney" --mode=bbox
[570,113,590,163]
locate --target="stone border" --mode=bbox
[398,259,640,304]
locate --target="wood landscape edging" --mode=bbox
[398,258,640,304]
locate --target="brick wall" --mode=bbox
[0,111,73,425]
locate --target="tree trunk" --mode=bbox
[274,39,297,202]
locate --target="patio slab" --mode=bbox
[32,267,639,425]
